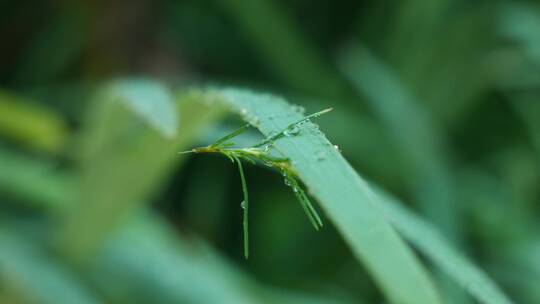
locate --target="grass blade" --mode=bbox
[188,88,442,304]
[58,88,223,258]
[339,46,467,302]
[211,124,250,148]
[188,87,514,304]
[375,188,513,304]
[233,155,250,259]
[253,108,332,148]
[109,79,178,138]
[283,172,323,230]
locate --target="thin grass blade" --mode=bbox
[233,155,249,259]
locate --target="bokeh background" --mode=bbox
[1,0,540,303]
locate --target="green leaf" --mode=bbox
[58,88,223,258]
[373,188,513,304]
[339,46,468,302]
[187,88,442,304]
[211,123,250,147]
[109,79,178,138]
[187,87,515,304]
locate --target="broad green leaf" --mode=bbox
[109,79,178,138]
[188,88,442,304]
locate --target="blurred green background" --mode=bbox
[1,0,540,303]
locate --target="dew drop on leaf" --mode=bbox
[284,125,300,137]
[284,178,292,186]
[290,105,306,115]
[315,150,326,161]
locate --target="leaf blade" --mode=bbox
[191,88,443,304]
[375,188,513,304]
[111,79,178,138]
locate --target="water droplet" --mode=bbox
[315,150,326,161]
[284,126,300,137]
[333,145,341,152]
[284,178,292,186]
[292,187,298,193]
[290,105,306,115]
[240,108,248,115]
[241,201,246,209]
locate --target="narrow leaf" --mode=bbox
[375,188,514,304]
[211,124,250,148]
[189,87,514,304]
[110,79,178,138]
[188,88,442,304]
[233,155,250,259]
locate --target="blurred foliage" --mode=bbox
[0,0,539,303]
